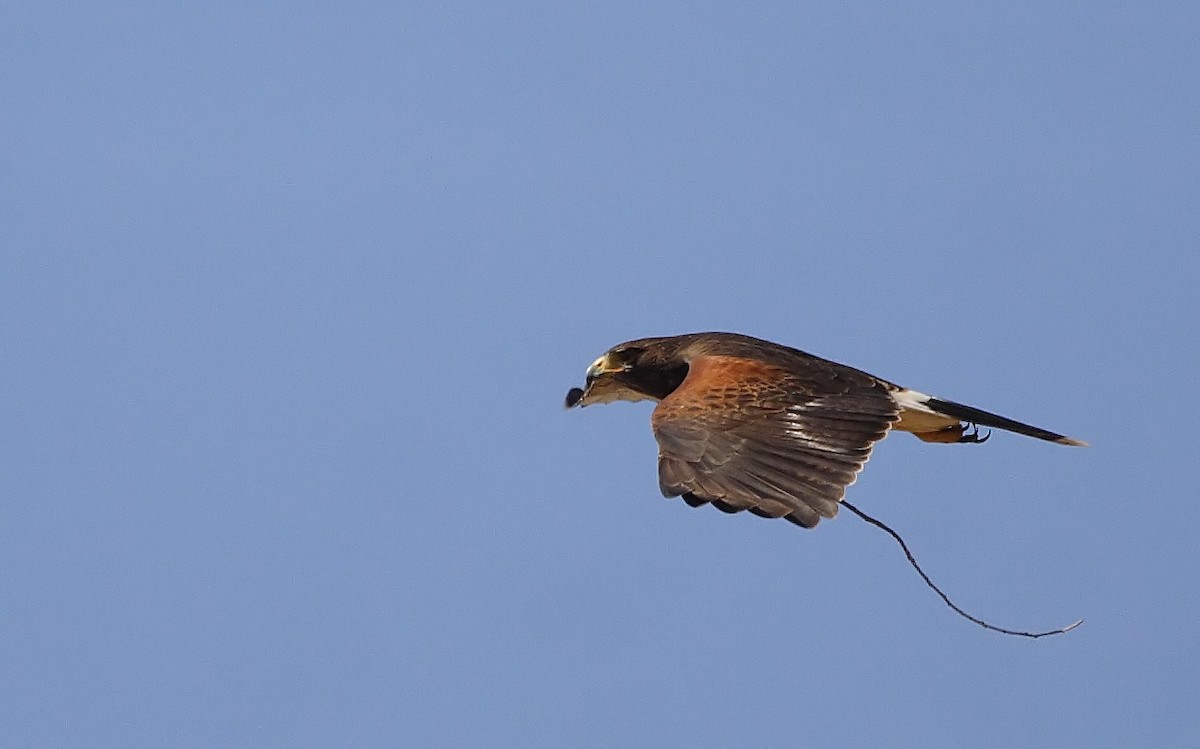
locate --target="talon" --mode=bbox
[956,423,991,444]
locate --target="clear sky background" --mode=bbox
[3,3,1197,747]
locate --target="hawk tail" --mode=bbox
[924,396,1087,446]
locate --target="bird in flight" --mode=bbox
[565,332,1087,637]
[566,331,1084,530]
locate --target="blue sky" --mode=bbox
[3,3,1197,747]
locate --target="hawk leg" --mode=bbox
[914,423,991,444]
[959,423,991,444]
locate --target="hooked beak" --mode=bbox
[585,354,623,382]
[565,353,631,408]
[585,352,631,383]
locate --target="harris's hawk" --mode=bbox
[565,332,1085,529]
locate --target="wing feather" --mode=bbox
[652,354,899,528]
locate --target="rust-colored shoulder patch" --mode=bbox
[678,354,787,387]
[651,355,788,430]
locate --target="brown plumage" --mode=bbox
[566,332,1085,529]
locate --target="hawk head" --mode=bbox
[565,337,690,408]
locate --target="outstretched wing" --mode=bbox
[652,355,899,528]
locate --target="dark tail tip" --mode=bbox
[925,397,1085,446]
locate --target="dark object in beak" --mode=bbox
[565,387,585,408]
